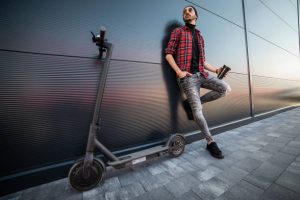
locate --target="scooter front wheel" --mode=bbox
[68,158,105,191]
[168,134,185,157]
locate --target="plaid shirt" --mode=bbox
[165,25,208,78]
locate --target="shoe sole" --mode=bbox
[206,148,224,159]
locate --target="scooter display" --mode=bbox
[68,27,186,191]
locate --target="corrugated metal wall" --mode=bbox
[1,0,300,194]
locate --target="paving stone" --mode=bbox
[217,166,249,187]
[132,186,174,200]
[245,135,260,142]
[162,159,178,168]
[276,170,300,194]
[254,135,275,144]
[175,190,203,200]
[221,180,264,200]
[210,157,238,171]
[287,141,300,148]
[132,169,159,192]
[136,170,173,192]
[178,160,199,173]
[260,183,300,200]
[260,144,282,154]
[194,166,223,181]
[0,192,22,200]
[181,152,199,162]
[236,139,253,147]
[162,161,186,178]
[18,179,82,200]
[153,171,174,186]
[192,177,229,200]
[183,150,198,158]
[104,189,129,200]
[214,195,230,200]
[251,161,286,181]
[101,177,121,192]
[118,170,140,187]
[83,188,104,200]
[191,153,216,167]
[287,160,300,174]
[267,152,297,167]
[247,150,272,162]
[189,158,210,171]
[266,132,281,138]
[147,163,168,175]
[233,157,263,172]
[16,183,50,200]
[273,137,293,147]
[243,173,272,190]
[226,150,251,161]
[295,135,300,141]
[280,146,300,156]
[164,173,200,197]
[121,182,146,199]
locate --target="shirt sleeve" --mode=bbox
[164,28,180,55]
[201,34,206,62]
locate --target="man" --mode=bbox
[165,5,231,159]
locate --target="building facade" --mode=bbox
[1,0,300,195]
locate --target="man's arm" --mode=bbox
[204,61,219,74]
[204,61,227,75]
[164,28,192,78]
[165,54,192,78]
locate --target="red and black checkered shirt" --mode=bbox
[165,25,208,78]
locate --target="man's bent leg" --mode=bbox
[179,76,224,158]
[184,85,214,143]
[200,74,231,104]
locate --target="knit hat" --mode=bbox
[183,5,198,19]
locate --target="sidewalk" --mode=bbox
[2,107,300,200]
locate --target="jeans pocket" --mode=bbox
[179,76,187,83]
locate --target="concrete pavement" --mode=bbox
[1,107,300,200]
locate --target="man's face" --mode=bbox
[183,7,197,22]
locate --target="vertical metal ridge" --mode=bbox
[242,0,254,117]
[298,0,300,55]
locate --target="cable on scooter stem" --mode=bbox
[99,26,106,58]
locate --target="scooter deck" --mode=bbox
[107,145,169,167]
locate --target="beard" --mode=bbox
[183,15,196,23]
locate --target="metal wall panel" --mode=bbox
[0,0,187,63]
[0,51,100,176]
[0,50,251,176]
[198,4,248,75]
[247,34,300,80]
[252,76,300,114]
[1,0,300,192]
[244,0,299,56]
[244,0,300,115]
[188,0,244,27]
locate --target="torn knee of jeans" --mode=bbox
[225,84,232,96]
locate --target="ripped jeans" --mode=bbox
[177,72,231,142]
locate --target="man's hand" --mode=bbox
[177,70,192,79]
[216,66,229,78]
[216,67,222,74]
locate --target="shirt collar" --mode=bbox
[183,25,200,33]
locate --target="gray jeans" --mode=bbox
[177,73,231,142]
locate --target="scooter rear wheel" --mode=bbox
[68,158,105,191]
[168,134,185,157]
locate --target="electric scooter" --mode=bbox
[68,27,186,191]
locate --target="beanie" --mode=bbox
[183,5,198,18]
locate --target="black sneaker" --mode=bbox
[206,142,224,159]
[182,100,194,120]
